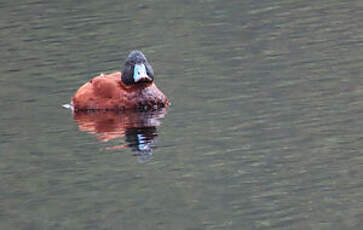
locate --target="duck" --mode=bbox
[72,50,168,111]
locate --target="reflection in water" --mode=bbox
[73,108,167,162]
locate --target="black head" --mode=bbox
[121,50,154,85]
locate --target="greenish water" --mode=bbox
[1,0,363,229]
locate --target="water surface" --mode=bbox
[1,0,363,229]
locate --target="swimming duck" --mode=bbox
[72,50,168,111]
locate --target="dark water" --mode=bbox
[1,0,363,229]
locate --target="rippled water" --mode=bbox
[1,0,363,229]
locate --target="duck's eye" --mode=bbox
[138,71,140,74]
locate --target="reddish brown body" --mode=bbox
[72,72,168,111]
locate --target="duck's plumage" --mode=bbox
[72,51,168,111]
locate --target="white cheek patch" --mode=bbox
[133,64,147,82]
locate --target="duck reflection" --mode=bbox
[73,108,167,162]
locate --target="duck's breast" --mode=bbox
[72,73,168,111]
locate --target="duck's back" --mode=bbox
[72,72,168,111]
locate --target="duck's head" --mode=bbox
[121,50,154,86]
